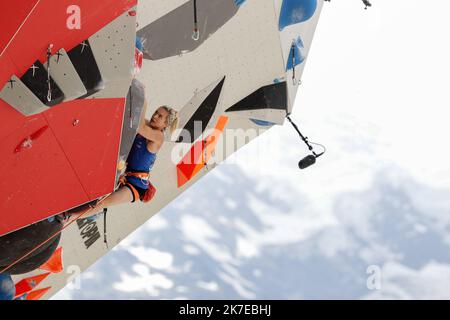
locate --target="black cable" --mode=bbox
[192,0,199,40]
[291,41,296,84]
[310,141,327,156]
[286,114,320,154]
[193,0,198,25]
[103,208,108,248]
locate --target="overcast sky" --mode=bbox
[238,0,450,190]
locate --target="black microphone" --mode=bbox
[286,114,326,170]
[298,155,316,169]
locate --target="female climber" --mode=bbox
[70,101,179,219]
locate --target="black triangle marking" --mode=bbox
[176,76,226,143]
[67,40,103,99]
[225,82,288,112]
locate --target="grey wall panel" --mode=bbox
[0,75,49,116]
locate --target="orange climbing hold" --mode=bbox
[14,272,51,298]
[25,287,52,300]
[39,247,63,273]
[177,116,228,187]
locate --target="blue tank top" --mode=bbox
[126,134,157,189]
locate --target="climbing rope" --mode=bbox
[0,194,111,274]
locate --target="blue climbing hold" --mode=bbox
[273,77,283,83]
[0,274,15,301]
[234,0,247,7]
[135,37,144,52]
[85,213,100,222]
[286,36,305,71]
[279,0,317,31]
[250,119,276,127]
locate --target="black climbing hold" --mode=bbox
[67,40,103,99]
[116,79,146,185]
[0,219,63,275]
[20,60,64,106]
[176,77,225,143]
[225,82,288,112]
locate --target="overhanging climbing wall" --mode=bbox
[0,0,138,236]
[1,0,324,299]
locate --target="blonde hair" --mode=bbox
[160,106,179,135]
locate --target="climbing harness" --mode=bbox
[119,172,156,203]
